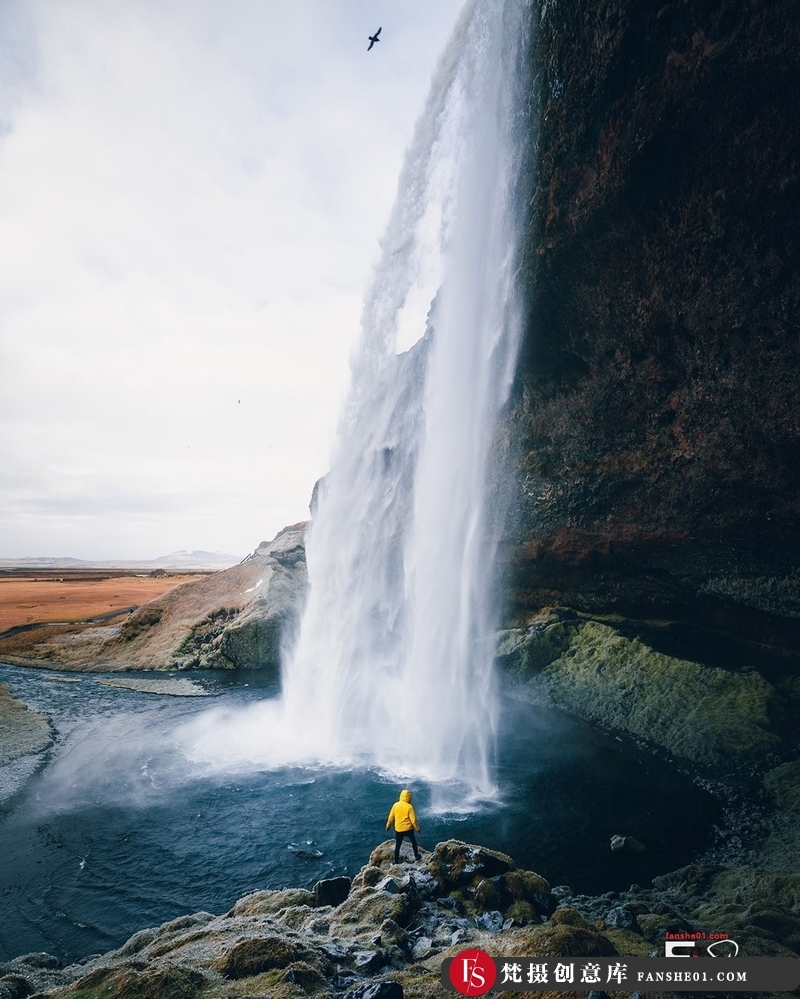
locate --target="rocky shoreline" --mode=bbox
[0,681,53,807]
[1,837,798,999]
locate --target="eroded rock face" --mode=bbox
[506,0,800,648]
[498,617,784,764]
[1,524,308,674]
[114,523,308,673]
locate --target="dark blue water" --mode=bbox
[0,663,719,964]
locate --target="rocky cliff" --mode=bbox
[0,525,306,675]
[507,0,800,652]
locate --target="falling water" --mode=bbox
[279,0,531,799]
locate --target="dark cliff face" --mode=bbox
[507,0,800,646]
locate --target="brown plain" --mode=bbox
[0,574,200,633]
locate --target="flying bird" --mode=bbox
[367,27,381,51]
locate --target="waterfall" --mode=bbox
[279,0,530,800]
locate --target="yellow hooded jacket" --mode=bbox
[385,789,420,833]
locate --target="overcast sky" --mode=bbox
[0,0,465,560]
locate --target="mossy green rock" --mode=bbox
[329,886,414,936]
[227,888,315,916]
[217,935,319,978]
[503,620,780,762]
[429,840,515,888]
[69,964,207,999]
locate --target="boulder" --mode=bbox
[474,911,504,933]
[217,936,317,979]
[345,981,404,999]
[429,840,515,888]
[611,835,646,855]
[228,887,315,916]
[314,876,352,907]
[604,906,641,932]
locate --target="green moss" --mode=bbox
[329,886,413,934]
[498,923,618,959]
[228,888,315,916]
[505,900,536,923]
[496,624,571,676]
[473,878,502,912]
[217,936,315,979]
[548,907,590,928]
[119,606,163,642]
[220,616,283,671]
[502,870,550,901]
[279,961,328,994]
[429,841,515,888]
[764,761,800,812]
[65,965,206,999]
[525,620,780,762]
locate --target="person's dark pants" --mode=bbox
[394,829,420,863]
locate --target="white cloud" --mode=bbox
[0,0,465,558]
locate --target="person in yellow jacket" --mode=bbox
[385,788,422,863]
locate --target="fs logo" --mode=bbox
[449,949,497,995]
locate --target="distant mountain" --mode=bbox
[0,551,241,572]
[150,551,241,569]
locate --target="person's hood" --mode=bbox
[400,789,411,803]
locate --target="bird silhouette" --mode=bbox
[367,27,381,51]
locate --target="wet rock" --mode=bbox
[410,936,433,960]
[334,974,362,990]
[352,865,385,889]
[604,906,640,932]
[379,919,409,951]
[353,950,383,971]
[429,840,515,888]
[0,975,34,999]
[610,834,645,854]
[403,871,438,898]
[507,0,800,653]
[499,620,781,764]
[322,941,348,960]
[345,981,404,999]
[474,910,504,933]
[0,684,52,768]
[436,896,461,912]
[314,876,352,907]
[376,876,403,895]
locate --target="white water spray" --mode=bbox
[280,0,529,797]
[179,0,530,800]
